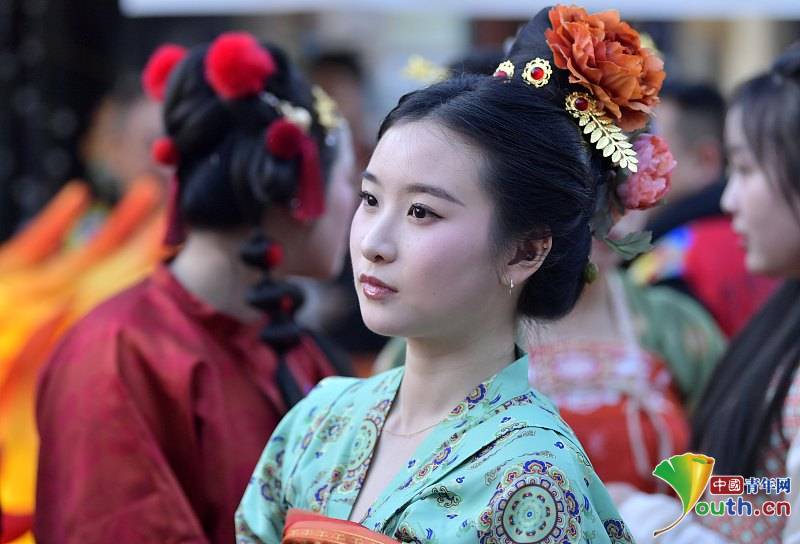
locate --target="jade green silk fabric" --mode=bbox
[236,355,634,543]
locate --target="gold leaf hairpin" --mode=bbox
[565,92,638,172]
[312,85,341,132]
[403,55,449,84]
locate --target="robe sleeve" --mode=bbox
[35,324,209,543]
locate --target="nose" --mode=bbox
[720,176,738,216]
[358,213,397,264]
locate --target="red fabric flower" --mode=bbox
[151,137,180,166]
[205,32,276,100]
[266,119,304,160]
[616,134,675,210]
[545,5,665,132]
[142,44,187,101]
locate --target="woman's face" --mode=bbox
[266,124,359,279]
[349,120,513,340]
[722,107,800,277]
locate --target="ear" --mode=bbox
[503,236,552,288]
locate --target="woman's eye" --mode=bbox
[408,204,439,220]
[359,191,378,207]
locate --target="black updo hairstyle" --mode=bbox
[379,10,610,320]
[163,44,335,227]
[161,41,346,405]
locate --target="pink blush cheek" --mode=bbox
[399,226,495,305]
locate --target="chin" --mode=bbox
[359,304,411,338]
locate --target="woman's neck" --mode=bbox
[169,228,262,322]
[534,268,619,345]
[388,327,518,434]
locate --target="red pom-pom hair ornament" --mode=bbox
[205,32,276,100]
[264,119,325,222]
[142,44,188,101]
[266,119,304,160]
[151,137,180,166]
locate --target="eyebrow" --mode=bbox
[362,171,465,207]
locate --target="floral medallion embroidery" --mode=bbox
[477,459,581,544]
[314,394,394,509]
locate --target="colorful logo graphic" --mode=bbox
[651,452,715,536]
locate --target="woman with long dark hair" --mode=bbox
[236,5,670,542]
[35,33,357,543]
[614,45,800,544]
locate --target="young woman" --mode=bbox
[237,5,666,542]
[35,33,357,543]
[614,45,800,544]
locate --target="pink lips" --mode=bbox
[359,274,397,301]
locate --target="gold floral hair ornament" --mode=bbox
[521,58,552,88]
[565,92,638,172]
[531,5,673,263]
[312,85,341,133]
[403,55,449,84]
[493,60,515,80]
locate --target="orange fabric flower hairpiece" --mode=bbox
[544,4,665,132]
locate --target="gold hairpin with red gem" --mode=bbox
[522,58,552,87]
[565,92,638,172]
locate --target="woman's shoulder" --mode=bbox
[422,420,632,544]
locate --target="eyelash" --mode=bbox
[358,191,442,220]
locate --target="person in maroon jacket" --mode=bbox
[34,33,357,543]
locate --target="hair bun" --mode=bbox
[772,43,800,80]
